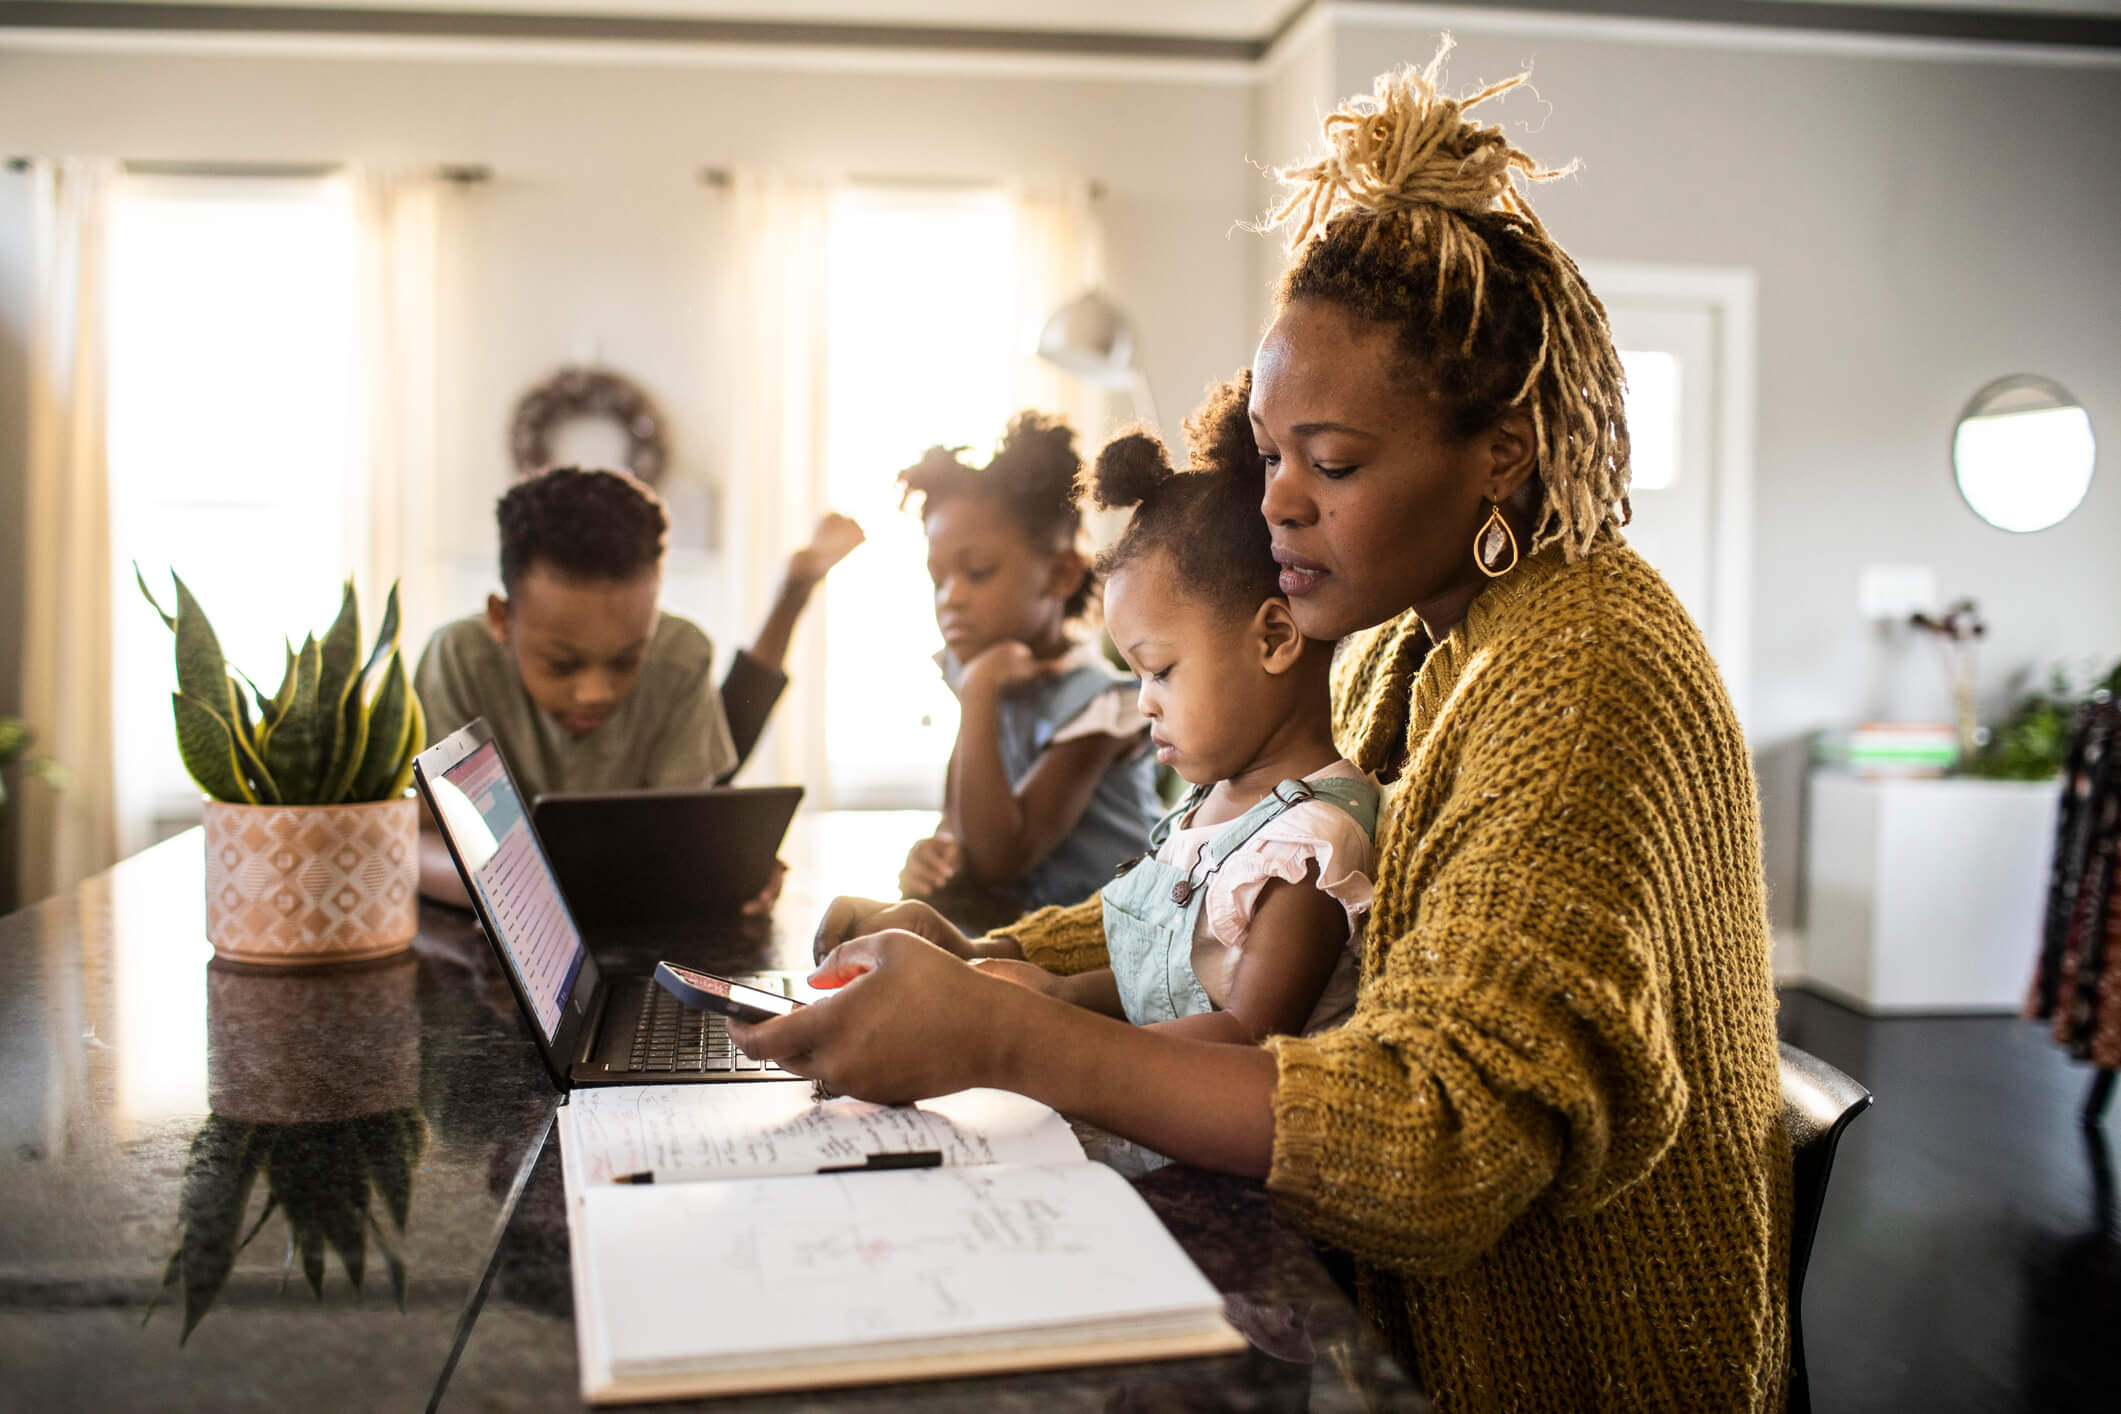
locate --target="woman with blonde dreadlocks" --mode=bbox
[734,43,1788,1414]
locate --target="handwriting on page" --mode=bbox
[565,1086,1078,1183]
[592,1163,1221,1375]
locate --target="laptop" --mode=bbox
[413,719,804,1089]
[533,785,803,929]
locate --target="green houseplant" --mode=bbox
[0,716,68,915]
[1966,661,2121,781]
[0,715,69,811]
[138,569,426,964]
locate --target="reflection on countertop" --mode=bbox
[0,819,1428,1411]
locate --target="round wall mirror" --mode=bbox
[1952,374,2096,533]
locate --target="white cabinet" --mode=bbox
[1801,772,2062,1013]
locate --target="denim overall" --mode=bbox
[1103,775,1382,1028]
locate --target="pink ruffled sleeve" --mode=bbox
[1204,801,1376,950]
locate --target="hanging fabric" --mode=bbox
[2029,697,2121,1081]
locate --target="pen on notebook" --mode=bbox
[816,1150,944,1174]
[610,1150,944,1184]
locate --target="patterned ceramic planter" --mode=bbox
[203,797,418,965]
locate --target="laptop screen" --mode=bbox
[425,739,586,1042]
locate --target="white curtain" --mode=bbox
[1006,183,1130,553]
[720,175,1112,801]
[349,168,443,648]
[21,158,120,904]
[724,173,834,796]
[1008,182,1113,442]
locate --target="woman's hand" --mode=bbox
[966,956,1065,998]
[728,931,1017,1104]
[812,895,974,964]
[897,834,961,897]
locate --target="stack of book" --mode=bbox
[1812,723,1961,778]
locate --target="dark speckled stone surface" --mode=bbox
[0,822,1426,1411]
[0,833,559,1412]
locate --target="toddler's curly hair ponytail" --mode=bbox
[1082,371,1279,617]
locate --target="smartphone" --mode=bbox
[653,962,806,1024]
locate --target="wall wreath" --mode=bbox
[508,365,669,484]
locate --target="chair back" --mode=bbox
[1779,1040,1873,1414]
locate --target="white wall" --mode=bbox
[1325,15,2121,933]
[0,48,1259,661]
[1249,9,1338,333]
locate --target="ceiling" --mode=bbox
[13,0,2121,54]
[79,1,1301,38]
[81,1,2121,34]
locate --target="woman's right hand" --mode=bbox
[812,896,974,964]
[897,834,961,898]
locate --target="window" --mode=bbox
[1617,348,1680,492]
[1606,300,1719,639]
[107,175,362,852]
[818,185,1016,808]
[1591,262,1758,727]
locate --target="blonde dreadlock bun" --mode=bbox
[1266,37,1631,562]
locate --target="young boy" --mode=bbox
[415,465,861,905]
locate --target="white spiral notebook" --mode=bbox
[556,1084,1248,1404]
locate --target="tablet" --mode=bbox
[531,785,803,928]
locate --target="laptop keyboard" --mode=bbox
[624,976,782,1075]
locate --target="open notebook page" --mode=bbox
[561,1084,1083,1183]
[581,1161,1231,1379]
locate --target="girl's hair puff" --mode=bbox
[898,412,1095,620]
[1083,371,1278,618]
[1263,36,1631,561]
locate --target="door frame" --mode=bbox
[1583,260,1757,729]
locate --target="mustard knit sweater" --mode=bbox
[998,542,1791,1413]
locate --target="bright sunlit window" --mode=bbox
[107,175,363,852]
[1619,348,1680,492]
[820,185,1015,808]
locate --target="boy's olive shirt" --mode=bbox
[413,613,738,801]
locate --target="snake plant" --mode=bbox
[137,569,424,806]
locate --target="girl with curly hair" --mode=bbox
[894,413,1163,924]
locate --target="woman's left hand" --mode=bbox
[726,930,1016,1104]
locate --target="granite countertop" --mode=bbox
[0,824,1427,1411]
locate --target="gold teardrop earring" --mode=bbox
[1474,500,1520,578]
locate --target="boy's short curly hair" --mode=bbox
[497,466,668,590]
[1082,371,1277,619]
[897,411,1095,620]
